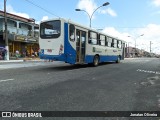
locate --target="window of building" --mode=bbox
[19,24,21,28]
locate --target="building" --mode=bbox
[125,46,152,58]
[0,10,39,58]
[125,46,142,57]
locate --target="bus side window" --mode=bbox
[118,41,122,48]
[107,37,112,47]
[111,43,114,47]
[99,35,105,46]
[88,38,92,44]
[88,32,92,43]
[69,24,75,42]
[111,39,114,47]
[114,39,117,48]
[105,37,108,46]
[88,31,98,45]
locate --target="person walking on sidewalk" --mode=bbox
[2,50,5,60]
[2,48,7,60]
[15,50,20,59]
[0,47,6,60]
[0,51,3,60]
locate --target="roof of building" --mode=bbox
[0,10,35,23]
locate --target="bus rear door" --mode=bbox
[76,29,86,63]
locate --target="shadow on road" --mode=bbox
[35,62,115,72]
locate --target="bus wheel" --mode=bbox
[93,55,99,66]
[116,56,120,63]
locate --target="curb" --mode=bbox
[0,59,42,63]
[0,60,23,63]
[23,59,43,62]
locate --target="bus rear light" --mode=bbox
[59,44,64,55]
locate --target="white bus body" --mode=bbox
[39,18,125,66]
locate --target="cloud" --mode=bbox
[35,16,49,24]
[136,24,160,52]
[100,8,117,17]
[102,27,130,41]
[102,24,160,54]
[41,16,49,21]
[153,0,160,7]
[6,5,30,19]
[77,0,116,17]
[77,0,97,16]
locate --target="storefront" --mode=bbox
[0,10,39,58]
[9,34,39,57]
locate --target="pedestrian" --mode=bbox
[26,50,29,57]
[0,51,2,60]
[34,51,38,57]
[15,50,19,59]
[1,48,7,60]
[2,50,5,60]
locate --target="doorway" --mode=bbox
[76,29,86,63]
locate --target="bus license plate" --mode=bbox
[47,49,52,53]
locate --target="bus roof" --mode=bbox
[40,18,126,43]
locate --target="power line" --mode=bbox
[93,26,147,30]
[24,0,60,18]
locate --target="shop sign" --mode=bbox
[27,37,37,42]
[15,35,25,41]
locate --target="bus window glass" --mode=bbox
[69,24,75,41]
[114,39,117,48]
[105,37,108,46]
[108,37,112,47]
[82,32,86,47]
[118,41,122,48]
[40,20,61,39]
[88,32,97,45]
[99,35,106,46]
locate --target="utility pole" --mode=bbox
[4,0,9,60]
[150,41,152,53]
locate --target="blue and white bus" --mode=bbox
[39,18,125,66]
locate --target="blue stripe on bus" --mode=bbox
[64,23,76,64]
[85,55,118,63]
[39,54,66,61]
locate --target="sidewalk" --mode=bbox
[0,57,41,63]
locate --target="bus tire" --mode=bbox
[116,56,120,63]
[93,55,99,67]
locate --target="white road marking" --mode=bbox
[0,79,14,82]
[137,69,160,75]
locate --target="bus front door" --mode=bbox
[76,30,86,63]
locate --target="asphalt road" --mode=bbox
[0,58,160,120]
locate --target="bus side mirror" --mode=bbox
[88,39,92,44]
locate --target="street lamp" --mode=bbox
[75,2,110,28]
[127,42,131,57]
[4,0,9,60]
[128,34,144,57]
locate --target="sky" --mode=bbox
[0,0,160,54]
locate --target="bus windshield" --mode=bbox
[40,20,61,39]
